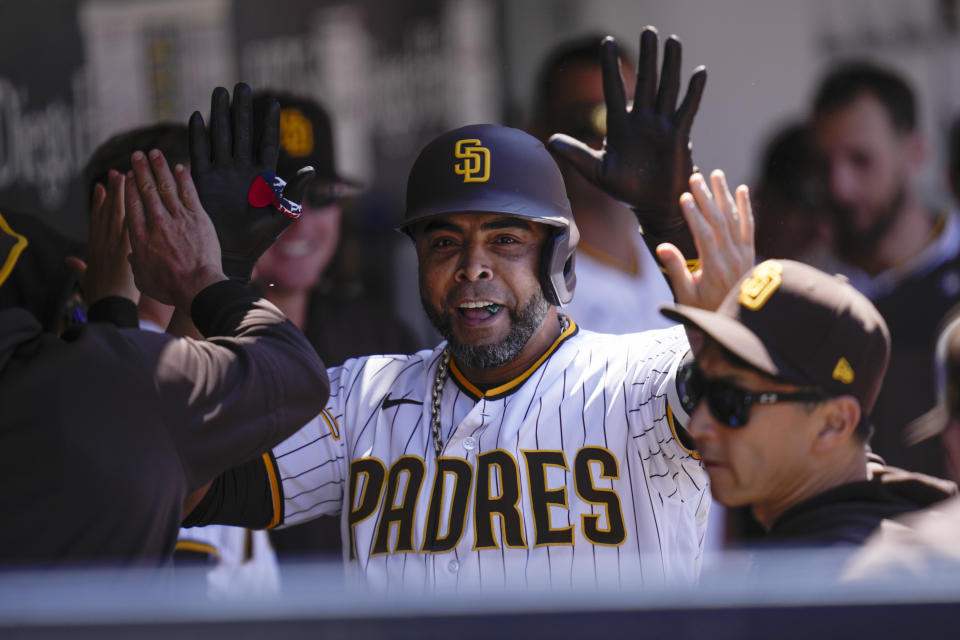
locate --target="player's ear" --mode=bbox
[812,395,860,454]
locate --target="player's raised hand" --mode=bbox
[658,170,755,310]
[188,83,315,283]
[547,27,706,249]
[124,149,226,310]
[66,171,139,305]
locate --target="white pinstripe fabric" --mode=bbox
[272,323,708,590]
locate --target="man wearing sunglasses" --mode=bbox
[662,259,955,545]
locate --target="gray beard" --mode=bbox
[422,291,551,369]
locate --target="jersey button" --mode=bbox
[462,437,476,451]
[448,559,460,573]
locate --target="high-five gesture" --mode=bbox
[125,150,225,310]
[188,83,314,283]
[661,170,755,310]
[547,27,706,256]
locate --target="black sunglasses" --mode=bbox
[677,361,827,428]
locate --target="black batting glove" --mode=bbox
[189,83,315,283]
[547,27,706,261]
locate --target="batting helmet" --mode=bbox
[400,124,579,306]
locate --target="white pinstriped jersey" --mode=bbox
[268,320,708,590]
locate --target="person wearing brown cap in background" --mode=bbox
[661,259,955,548]
[251,92,420,561]
[843,311,960,580]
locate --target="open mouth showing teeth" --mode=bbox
[458,300,502,317]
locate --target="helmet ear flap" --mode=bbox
[541,226,577,306]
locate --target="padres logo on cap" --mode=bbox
[453,139,490,183]
[279,108,314,157]
[739,260,783,311]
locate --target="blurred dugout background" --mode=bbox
[2,0,960,340]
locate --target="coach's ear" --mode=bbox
[812,395,860,454]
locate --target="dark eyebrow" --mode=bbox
[422,219,463,234]
[481,217,534,231]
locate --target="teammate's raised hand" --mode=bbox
[66,171,139,305]
[188,83,315,283]
[547,27,706,253]
[124,149,226,310]
[658,170,755,310]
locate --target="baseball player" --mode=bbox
[185,30,755,589]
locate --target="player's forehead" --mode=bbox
[814,94,900,153]
[415,212,545,236]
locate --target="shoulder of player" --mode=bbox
[565,323,687,357]
[326,346,443,403]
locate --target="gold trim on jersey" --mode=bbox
[573,446,627,547]
[667,405,700,460]
[174,540,220,558]
[449,315,578,401]
[472,449,529,550]
[371,455,426,556]
[0,211,29,289]
[420,456,475,553]
[263,452,283,529]
[522,449,575,547]
[319,408,341,440]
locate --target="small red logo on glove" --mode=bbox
[248,173,302,219]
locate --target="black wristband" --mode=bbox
[190,279,260,338]
[87,296,139,328]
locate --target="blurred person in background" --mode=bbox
[844,309,960,581]
[251,91,419,561]
[807,62,960,479]
[80,123,282,596]
[82,125,186,333]
[752,122,832,261]
[527,33,674,334]
[663,259,955,555]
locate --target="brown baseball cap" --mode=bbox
[660,259,891,414]
[252,91,360,203]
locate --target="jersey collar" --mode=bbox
[448,315,578,401]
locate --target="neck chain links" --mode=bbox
[430,349,451,458]
[428,315,569,458]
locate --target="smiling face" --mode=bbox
[253,201,342,293]
[415,212,553,370]
[685,342,828,526]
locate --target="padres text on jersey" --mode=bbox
[268,322,708,590]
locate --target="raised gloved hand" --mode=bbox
[188,83,315,283]
[547,27,706,257]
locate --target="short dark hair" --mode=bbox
[812,61,917,132]
[532,33,635,127]
[83,123,189,211]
